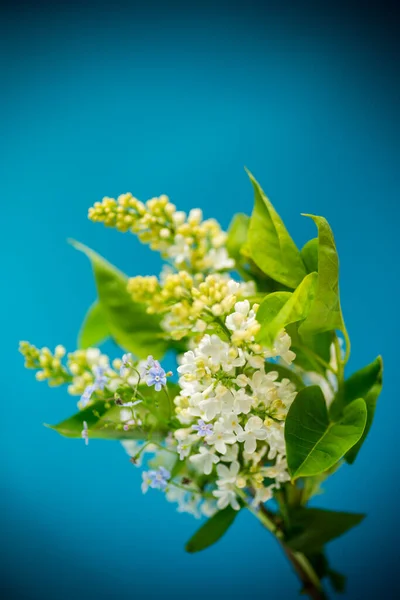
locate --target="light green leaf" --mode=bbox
[226,213,250,264]
[78,301,109,348]
[285,386,367,479]
[331,356,383,463]
[298,216,348,352]
[301,237,319,273]
[287,507,365,554]
[257,272,318,346]
[246,169,306,288]
[70,240,170,359]
[185,507,239,553]
[256,292,291,325]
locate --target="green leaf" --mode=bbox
[257,272,318,346]
[285,386,367,479]
[327,569,346,594]
[246,169,306,288]
[185,507,239,553]
[70,240,170,359]
[46,400,152,440]
[301,238,319,273]
[287,507,365,554]
[78,301,110,348]
[331,356,383,463]
[298,216,348,346]
[264,362,305,390]
[226,213,250,264]
[46,382,180,441]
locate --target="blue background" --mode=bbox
[1,2,398,598]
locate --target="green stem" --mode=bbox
[333,334,344,385]
[240,495,327,600]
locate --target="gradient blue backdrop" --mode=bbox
[1,2,399,598]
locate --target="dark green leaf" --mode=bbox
[285,386,367,479]
[185,506,239,553]
[287,507,365,554]
[257,272,318,346]
[78,301,109,348]
[327,569,346,593]
[246,169,306,288]
[298,216,348,348]
[330,356,383,463]
[70,240,170,359]
[301,238,319,273]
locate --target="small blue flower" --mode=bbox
[93,366,108,390]
[140,355,156,377]
[149,466,171,490]
[81,384,96,407]
[192,419,213,437]
[80,366,109,406]
[146,361,167,392]
[142,467,171,493]
[120,353,133,377]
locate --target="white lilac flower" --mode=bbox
[203,247,235,271]
[200,499,218,518]
[252,485,274,507]
[264,421,286,459]
[225,300,259,343]
[219,442,239,463]
[192,419,213,437]
[207,422,237,454]
[232,388,253,414]
[220,414,242,436]
[237,416,268,454]
[213,488,240,511]
[189,446,220,474]
[261,454,290,484]
[216,460,240,487]
[265,330,296,365]
[81,421,89,446]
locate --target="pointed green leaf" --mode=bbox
[226,213,250,264]
[287,507,365,554]
[257,272,318,346]
[246,170,306,288]
[185,507,239,553]
[301,237,319,273]
[299,216,348,345]
[78,301,110,348]
[331,356,383,463]
[285,386,367,479]
[70,240,169,359]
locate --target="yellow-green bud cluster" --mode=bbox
[128,272,255,340]
[88,193,232,273]
[19,341,70,387]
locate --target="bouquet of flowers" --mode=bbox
[20,170,382,599]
